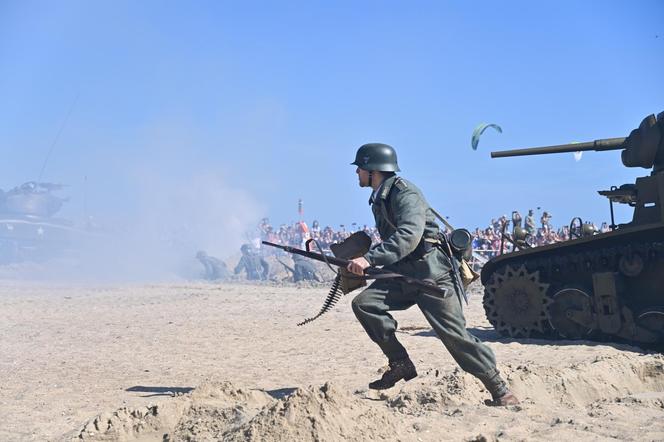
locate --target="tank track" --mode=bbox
[483,240,664,345]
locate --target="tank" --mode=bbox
[481,112,664,347]
[0,181,79,263]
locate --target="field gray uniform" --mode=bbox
[351,175,507,396]
[234,250,269,281]
[292,254,320,282]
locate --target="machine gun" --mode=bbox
[262,241,448,296]
[263,237,449,325]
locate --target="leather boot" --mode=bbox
[479,372,519,406]
[488,390,520,406]
[368,358,418,390]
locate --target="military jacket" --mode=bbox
[234,254,269,280]
[293,259,318,282]
[202,256,229,280]
[364,175,452,284]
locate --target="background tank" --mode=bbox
[481,112,664,347]
[0,181,78,263]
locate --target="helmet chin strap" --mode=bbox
[368,171,373,187]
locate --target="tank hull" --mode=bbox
[0,215,79,263]
[481,223,664,346]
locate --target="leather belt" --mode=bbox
[404,237,440,261]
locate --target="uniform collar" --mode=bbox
[368,175,398,205]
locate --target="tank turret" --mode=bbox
[2,182,67,218]
[0,181,75,263]
[492,112,664,228]
[480,112,664,348]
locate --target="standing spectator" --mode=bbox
[311,220,321,239]
[524,209,536,235]
[511,211,522,232]
[540,211,552,231]
[498,214,510,232]
[259,217,271,235]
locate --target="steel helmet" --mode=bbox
[351,143,400,172]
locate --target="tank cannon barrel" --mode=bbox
[491,137,626,158]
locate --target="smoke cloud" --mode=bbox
[1,115,267,283]
[0,170,264,282]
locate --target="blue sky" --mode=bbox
[2,0,663,235]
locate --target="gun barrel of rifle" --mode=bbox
[262,241,348,267]
[261,240,291,252]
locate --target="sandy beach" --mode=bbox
[1,280,663,441]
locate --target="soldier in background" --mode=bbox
[292,253,322,282]
[196,251,229,281]
[234,244,270,280]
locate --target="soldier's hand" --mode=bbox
[347,257,370,275]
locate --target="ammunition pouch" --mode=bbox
[458,258,480,288]
[330,231,372,294]
[337,268,365,294]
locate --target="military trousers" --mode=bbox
[351,275,507,396]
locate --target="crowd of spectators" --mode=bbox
[255,209,610,262]
[256,218,381,253]
[472,210,610,259]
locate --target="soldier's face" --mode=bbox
[356,167,371,187]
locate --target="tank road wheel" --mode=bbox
[546,288,594,339]
[638,309,664,335]
[483,264,551,338]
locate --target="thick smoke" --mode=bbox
[0,163,264,283]
[73,170,264,282]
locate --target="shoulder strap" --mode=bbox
[378,178,400,230]
[379,181,454,232]
[381,198,455,233]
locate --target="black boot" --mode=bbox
[488,390,520,406]
[479,372,520,406]
[368,358,418,390]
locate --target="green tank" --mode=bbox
[0,182,78,263]
[481,112,664,347]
